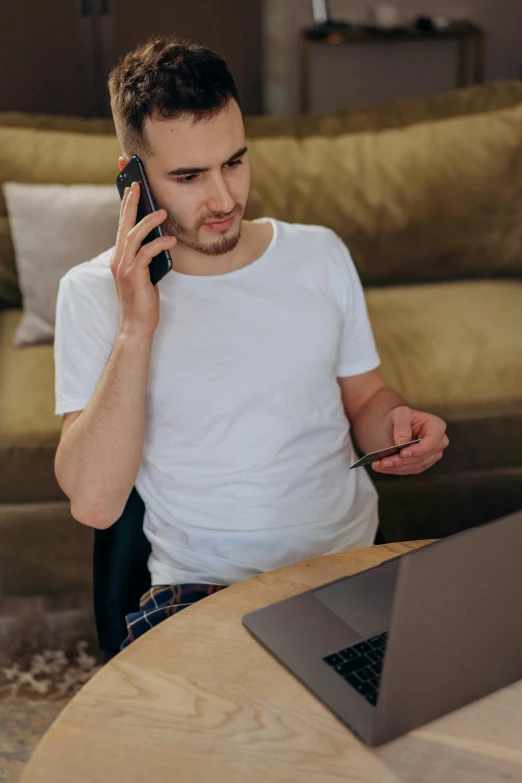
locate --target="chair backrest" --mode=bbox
[92,487,151,663]
[92,489,386,663]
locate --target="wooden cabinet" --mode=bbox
[0,0,99,116]
[0,0,263,117]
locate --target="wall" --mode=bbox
[264,0,522,114]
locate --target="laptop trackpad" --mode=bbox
[313,557,400,638]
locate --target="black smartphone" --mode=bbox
[116,155,173,285]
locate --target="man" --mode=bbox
[53,35,448,650]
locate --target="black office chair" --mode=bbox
[93,487,151,664]
[93,487,387,663]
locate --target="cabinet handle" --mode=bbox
[100,0,110,14]
[81,0,92,15]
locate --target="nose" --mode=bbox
[206,172,235,216]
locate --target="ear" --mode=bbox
[118,155,130,171]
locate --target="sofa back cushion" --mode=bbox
[2,80,522,305]
[244,78,522,139]
[2,78,522,140]
[244,102,522,285]
[2,99,522,306]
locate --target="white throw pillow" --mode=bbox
[3,182,121,346]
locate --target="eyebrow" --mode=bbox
[166,146,248,177]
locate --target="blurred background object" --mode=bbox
[371,2,400,28]
[265,0,522,114]
[0,0,264,117]
[299,18,485,112]
[2,1,521,118]
[312,0,330,24]
[310,0,352,31]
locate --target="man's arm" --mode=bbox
[338,368,449,475]
[55,327,154,528]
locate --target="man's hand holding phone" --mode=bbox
[110,182,177,336]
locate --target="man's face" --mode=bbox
[123,99,250,257]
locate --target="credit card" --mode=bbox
[350,439,422,469]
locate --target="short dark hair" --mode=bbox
[108,34,240,161]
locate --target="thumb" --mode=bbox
[392,406,413,446]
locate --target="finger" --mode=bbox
[124,182,168,247]
[398,431,449,462]
[119,183,130,203]
[383,453,443,475]
[380,443,444,469]
[372,452,436,472]
[392,406,413,447]
[126,235,177,275]
[120,185,130,212]
[113,186,132,257]
[373,428,449,470]
[121,182,138,223]
[112,184,142,262]
[401,420,447,460]
[121,181,141,235]
[121,209,168,273]
[117,182,142,253]
[373,452,443,474]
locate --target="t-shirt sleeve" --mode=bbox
[332,233,381,378]
[54,275,115,416]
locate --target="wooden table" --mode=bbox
[21,541,522,782]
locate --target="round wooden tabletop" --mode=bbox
[21,541,522,783]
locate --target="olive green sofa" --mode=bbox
[2,79,522,598]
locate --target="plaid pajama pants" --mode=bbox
[120,583,228,651]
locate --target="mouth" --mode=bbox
[203,214,236,231]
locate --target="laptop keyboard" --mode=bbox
[323,631,388,706]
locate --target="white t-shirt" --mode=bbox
[55,217,381,586]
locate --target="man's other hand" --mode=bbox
[372,406,449,475]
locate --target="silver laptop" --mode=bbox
[242,510,522,746]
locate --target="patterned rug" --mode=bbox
[0,593,102,783]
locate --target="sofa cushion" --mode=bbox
[373,464,522,543]
[0,112,116,135]
[2,80,522,308]
[367,280,522,412]
[0,308,64,504]
[2,78,522,139]
[245,78,522,138]
[0,215,19,307]
[1,281,522,503]
[4,182,121,346]
[245,102,522,285]
[0,501,93,594]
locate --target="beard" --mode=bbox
[162,204,245,256]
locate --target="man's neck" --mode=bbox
[170,220,272,277]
